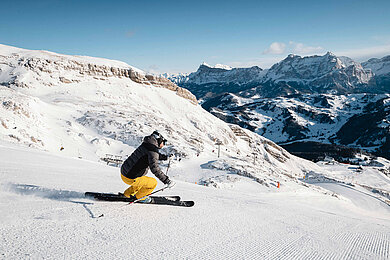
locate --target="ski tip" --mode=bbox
[185,201,195,207]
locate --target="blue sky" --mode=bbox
[1,0,389,73]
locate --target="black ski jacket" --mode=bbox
[121,135,169,184]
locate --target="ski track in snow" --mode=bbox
[1,144,389,259]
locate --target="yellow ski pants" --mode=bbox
[121,175,157,199]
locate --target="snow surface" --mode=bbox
[1,141,389,259]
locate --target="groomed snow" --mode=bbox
[0,142,389,259]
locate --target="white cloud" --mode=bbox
[289,41,323,55]
[262,42,286,55]
[262,41,323,56]
[146,64,162,75]
[334,44,390,61]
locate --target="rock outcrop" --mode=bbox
[1,50,197,104]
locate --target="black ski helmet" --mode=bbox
[152,131,167,146]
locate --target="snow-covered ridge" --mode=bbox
[362,55,390,75]
[201,62,233,70]
[163,63,264,86]
[0,44,137,71]
[0,44,197,104]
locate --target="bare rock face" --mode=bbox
[59,77,72,84]
[128,69,197,104]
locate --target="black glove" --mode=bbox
[165,179,176,189]
[159,153,168,160]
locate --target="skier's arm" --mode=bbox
[148,151,170,184]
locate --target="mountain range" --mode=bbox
[163,52,390,160]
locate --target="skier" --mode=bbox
[120,131,175,203]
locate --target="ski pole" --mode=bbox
[166,156,172,175]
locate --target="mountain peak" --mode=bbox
[214,64,233,70]
[199,62,232,71]
[264,51,374,90]
[287,54,298,59]
[325,51,336,57]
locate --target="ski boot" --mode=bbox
[118,192,137,202]
[137,196,152,203]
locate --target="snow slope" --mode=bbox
[1,142,389,259]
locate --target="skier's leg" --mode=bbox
[133,176,157,199]
[121,175,138,198]
[121,175,157,199]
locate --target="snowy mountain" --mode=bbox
[190,62,264,85]
[164,62,265,101]
[0,43,322,189]
[362,55,390,92]
[163,52,390,160]
[204,93,390,160]
[164,52,390,101]
[363,55,390,75]
[260,52,375,97]
[159,72,189,85]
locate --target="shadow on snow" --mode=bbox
[3,183,101,218]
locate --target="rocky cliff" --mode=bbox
[0,45,197,104]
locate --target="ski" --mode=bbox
[147,196,194,207]
[85,191,193,207]
[85,192,181,202]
